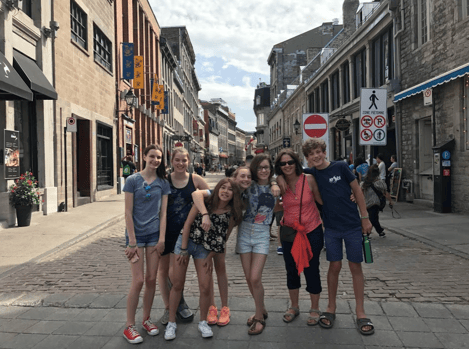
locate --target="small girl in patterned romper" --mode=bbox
[164,178,243,340]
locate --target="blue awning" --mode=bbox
[394,62,469,103]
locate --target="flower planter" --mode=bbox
[15,205,32,227]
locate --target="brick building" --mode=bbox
[115,0,161,181]
[393,0,469,212]
[0,0,58,226]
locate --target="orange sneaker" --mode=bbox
[217,306,230,326]
[207,305,218,325]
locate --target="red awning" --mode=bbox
[254,149,265,154]
[219,153,228,158]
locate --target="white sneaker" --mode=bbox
[198,320,213,338]
[164,322,177,341]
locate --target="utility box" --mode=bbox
[432,139,455,213]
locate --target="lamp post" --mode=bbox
[294,119,301,135]
[124,89,138,111]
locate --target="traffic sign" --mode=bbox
[302,113,329,156]
[66,116,77,133]
[283,137,291,148]
[359,88,387,146]
[303,114,328,138]
[442,150,451,160]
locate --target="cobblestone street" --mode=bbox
[1,208,468,304]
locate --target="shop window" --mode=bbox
[97,122,113,189]
[71,1,87,49]
[93,24,112,71]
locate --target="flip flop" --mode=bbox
[248,318,266,335]
[283,307,300,323]
[307,308,321,326]
[318,312,336,329]
[357,317,375,335]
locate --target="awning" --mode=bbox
[13,50,57,100]
[394,62,469,103]
[219,153,228,158]
[0,51,33,101]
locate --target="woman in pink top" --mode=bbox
[274,148,324,326]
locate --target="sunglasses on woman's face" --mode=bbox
[279,160,295,167]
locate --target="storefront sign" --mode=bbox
[4,129,20,179]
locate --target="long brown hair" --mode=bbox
[143,144,166,179]
[274,148,303,176]
[205,178,243,226]
[362,164,380,190]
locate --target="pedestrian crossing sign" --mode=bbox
[359,88,387,146]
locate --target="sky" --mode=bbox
[151,0,344,132]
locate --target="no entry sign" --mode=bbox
[302,113,329,154]
[303,114,328,138]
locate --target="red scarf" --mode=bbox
[290,221,313,275]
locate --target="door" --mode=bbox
[418,118,433,200]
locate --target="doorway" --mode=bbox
[418,118,433,200]
[75,118,91,206]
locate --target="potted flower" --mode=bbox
[9,172,40,227]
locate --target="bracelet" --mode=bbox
[127,244,137,248]
[202,212,209,216]
[179,250,189,257]
[360,216,369,220]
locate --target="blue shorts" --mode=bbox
[324,227,363,263]
[173,234,210,260]
[236,221,270,255]
[125,231,159,248]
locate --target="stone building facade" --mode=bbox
[393,0,469,212]
[0,0,57,226]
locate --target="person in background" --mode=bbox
[273,197,284,254]
[122,145,171,344]
[355,156,369,183]
[388,155,398,174]
[122,155,137,181]
[376,153,386,181]
[361,164,393,238]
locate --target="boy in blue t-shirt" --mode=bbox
[303,138,374,335]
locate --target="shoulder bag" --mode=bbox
[280,175,305,242]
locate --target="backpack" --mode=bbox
[123,163,131,176]
[371,184,386,211]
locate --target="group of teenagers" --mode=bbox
[122,137,380,344]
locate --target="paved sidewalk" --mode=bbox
[0,194,125,277]
[1,295,468,349]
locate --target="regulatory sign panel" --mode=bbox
[66,116,77,132]
[283,137,291,148]
[302,113,329,154]
[359,88,387,146]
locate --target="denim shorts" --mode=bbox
[173,234,210,259]
[236,221,270,255]
[324,227,363,263]
[125,231,160,248]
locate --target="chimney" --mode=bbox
[343,0,360,36]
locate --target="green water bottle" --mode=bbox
[363,235,373,263]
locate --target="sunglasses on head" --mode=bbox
[279,160,295,167]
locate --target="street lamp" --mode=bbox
[294,119,301,134]
[124,89,138,108]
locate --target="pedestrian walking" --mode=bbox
[296,138,374,335]
[355,156,369,183]
[361,164,393,238]
[376,153,386,181]
[157,147,210,326]
[164,178,243,340]
[237,154,277,335]
[274,149,324,326]
[122,144,171,344]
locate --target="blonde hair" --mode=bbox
[302,138,326,157]
[171,147,190,161]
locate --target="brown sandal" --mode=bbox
[248,318,266,335]
[246,311,268,326]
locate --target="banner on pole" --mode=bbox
[122,43,134,80]
[133,56,144,89]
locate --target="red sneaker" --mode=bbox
[207,305,218,325]
[123,325,143,344]
[142,317,159,336]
